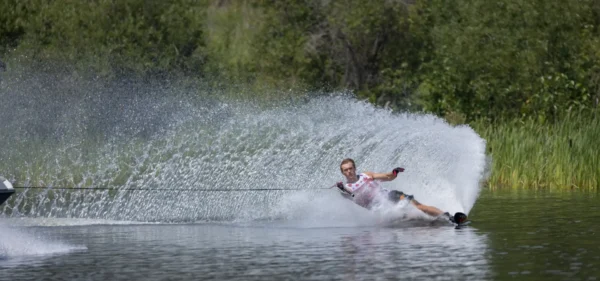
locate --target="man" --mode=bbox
[336,158,463,222]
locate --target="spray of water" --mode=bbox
[0,222,86,263]
[0,70,487,224]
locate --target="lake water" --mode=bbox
[1,190,598,281]
[0,76,496,279]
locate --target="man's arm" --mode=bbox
[365,167,404,182]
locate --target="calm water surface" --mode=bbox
[1,190,598,281]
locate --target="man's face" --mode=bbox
[340,162,356,181]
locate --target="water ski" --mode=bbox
[448,212,469,226]
[0,178,15,206]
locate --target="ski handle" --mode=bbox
[330,182,354,197]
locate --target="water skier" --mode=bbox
[335,158,466,224]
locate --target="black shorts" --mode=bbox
[387,190,406,203]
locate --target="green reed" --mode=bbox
[473,112,600,190]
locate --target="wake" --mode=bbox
[0,71,487,224]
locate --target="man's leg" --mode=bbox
[410,199,444,217]
[387,190,444,217]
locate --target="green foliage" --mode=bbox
[0,0,26,51]
[412,0,600,121]
[1,0,209,76]
[202,1,264,83]
[249,0,323,89]
[249,0,415,94]
[3,0,599,121]
[2,0,600,190]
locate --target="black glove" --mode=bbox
[336,182,355,197]
[392,167,405,176]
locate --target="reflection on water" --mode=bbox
[337,227,489,280]
[473,190,600,280]
[1,190,599,281]
[0,223,489,281]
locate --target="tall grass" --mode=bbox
[473,112,600,190]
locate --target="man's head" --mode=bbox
[340,158,357,182]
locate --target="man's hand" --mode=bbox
[392,167,405,176]
[335,182,354,197]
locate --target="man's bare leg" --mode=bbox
[396,192,445,217]
[410,199,444,217]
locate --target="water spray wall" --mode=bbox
[0,70,487,223]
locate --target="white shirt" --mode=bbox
[345,173,383,208]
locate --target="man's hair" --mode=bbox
[340,158,356,172]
